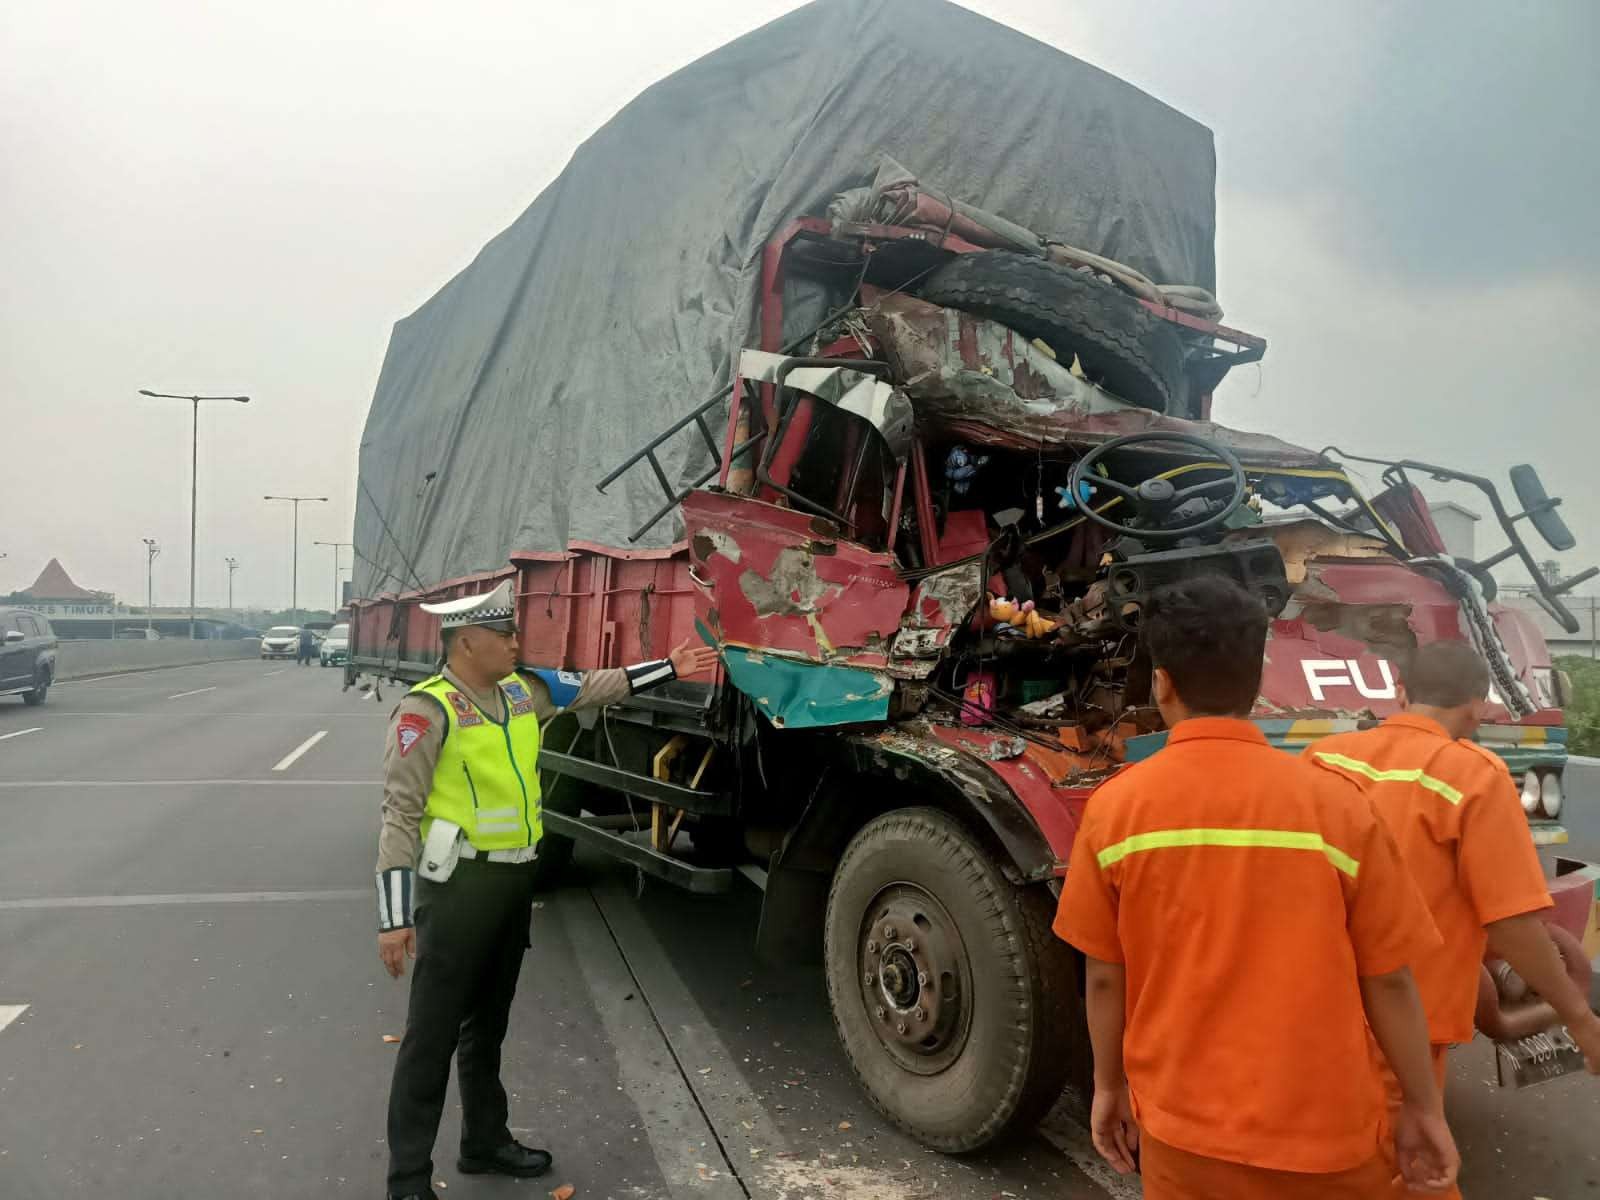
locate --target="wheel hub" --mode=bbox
[857,885,971,1074]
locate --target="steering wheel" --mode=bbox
[1066,432,1249,539]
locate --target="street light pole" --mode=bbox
[142,539,160,634]
[312,541,353,614]
[138,389,250,639]
[264,496,328,621]
[225,557,240,612]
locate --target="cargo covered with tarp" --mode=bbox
[353,0,1219,594]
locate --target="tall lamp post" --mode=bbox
[138,389,250,639]
[142,539,160,634]
[264,496,328,622]
[312,541,353,615]
[225,557,241,612]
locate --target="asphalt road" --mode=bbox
[0,661,1596,1199]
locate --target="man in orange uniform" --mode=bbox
[1310,642,1600,1197]
[1055,576,1459,1197]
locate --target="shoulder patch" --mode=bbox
[396,712,431,757]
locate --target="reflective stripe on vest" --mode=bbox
[1095,827,1361,878]
[1313,751,1464,806]
[412,674,544,852]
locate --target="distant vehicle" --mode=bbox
[0,607,58,706]
[117,627,160,640]
[319,622,349,668]
[260,626,302,660]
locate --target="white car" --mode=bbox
[319,622,350,668]
[260,626,302,659]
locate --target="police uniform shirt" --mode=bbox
[376,665,638,881]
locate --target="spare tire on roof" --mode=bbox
[913,249,1185,413]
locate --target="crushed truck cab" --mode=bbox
[348,4,1597,1151]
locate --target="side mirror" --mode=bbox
[1510,464,1576,552]
[3,630,24,644]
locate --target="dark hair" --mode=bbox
[1142,575,1269,716]
[1400,641,1489,708]
[440,626,459,657]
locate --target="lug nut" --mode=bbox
[916,971,928,986]
[866,940,877,953]
[914,1007,926,1021]
[884,925,897,939]
[896,1021,908,1035]
[904,938,916,952]
[875,1006,886,1021]
[864,971,874,985]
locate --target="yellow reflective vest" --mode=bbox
[412,673,544,851]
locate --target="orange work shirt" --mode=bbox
[1309,712,1552,1044]
[1054,718,1439,1174]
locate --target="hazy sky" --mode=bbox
[2,0,1595,609]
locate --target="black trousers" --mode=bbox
[386,858,536,1196]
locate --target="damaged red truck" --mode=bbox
[350,204,1600,1147]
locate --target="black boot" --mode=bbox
[456,1139,553,1178]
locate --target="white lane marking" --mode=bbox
[571,888,756,1199]
[0,727,42,742]
[1038,1110,1144,1198]
[264,669,289,677]
[0,779,379,788]
[272,730,328,772]
[0,890,368,911]
[0,1005,28,1033]
[167,686,217,700]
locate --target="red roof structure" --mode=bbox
[23,558,103,601]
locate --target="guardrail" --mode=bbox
[54,639,259,681]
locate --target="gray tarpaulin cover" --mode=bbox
[353,0,1217,594]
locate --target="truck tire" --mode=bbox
[824,807,1081,1152]
[914,249,1184,413]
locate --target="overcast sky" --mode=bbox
[2,0,1595,610]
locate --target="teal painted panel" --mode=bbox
[720,647,891,729]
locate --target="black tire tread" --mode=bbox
[1008,885,1083,1129]
[915,250,1183,412]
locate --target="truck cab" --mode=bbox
[352,202,1599,1151]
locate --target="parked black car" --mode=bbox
[0,607,58,706]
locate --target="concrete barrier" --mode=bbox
[54,639,259,681]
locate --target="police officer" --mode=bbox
[374,579,718,1200]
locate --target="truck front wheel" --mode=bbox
[824,807,1081,1152]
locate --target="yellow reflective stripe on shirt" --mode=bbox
[1095,827,1361,878]
[1313,751,1464,806]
